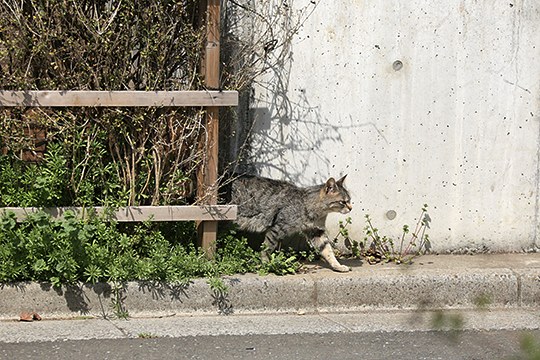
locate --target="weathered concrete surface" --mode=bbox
[0,254,538,321]
[234,0,540,253]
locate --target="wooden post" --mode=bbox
[197,0,221,257]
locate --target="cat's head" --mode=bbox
[320,175,352,214]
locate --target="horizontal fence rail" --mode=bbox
[1,205,237,223]
[0,90,238,107]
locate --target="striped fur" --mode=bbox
[231,174,352,272]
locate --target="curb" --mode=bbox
[1,254,539,320]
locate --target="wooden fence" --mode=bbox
[0,90,238,255]
[0,0,233,257]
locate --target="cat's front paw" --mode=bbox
[332,264,352,273]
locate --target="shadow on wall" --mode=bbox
[234,62,350,185]
[220,0,352,185]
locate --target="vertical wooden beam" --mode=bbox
[197,0,221,257]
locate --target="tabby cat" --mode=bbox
[231,174,352,272]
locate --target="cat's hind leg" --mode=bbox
[310,232,351,272]
[261,228,280,262]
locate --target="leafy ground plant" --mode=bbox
[0,210,304,286]
[259,251,302,276]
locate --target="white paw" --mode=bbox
[333,264,352,273]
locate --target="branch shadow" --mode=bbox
[136,280,191,302]
[41,282,114,317]
[223,18,361,184]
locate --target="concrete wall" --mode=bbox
[237,0,540,253]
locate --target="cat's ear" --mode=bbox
[337,174,347,186]
[325,178,337,193]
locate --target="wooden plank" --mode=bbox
[204,0,221,90]
[197,107,220,204]
[198,220,218,257]
[0,205,237,223]
[0,90,238,107]
[197,0,222,258]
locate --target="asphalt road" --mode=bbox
[1,329,539,360]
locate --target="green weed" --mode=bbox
[259,251,302,276]
[0,210,305,286]
[362,205,431,264]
